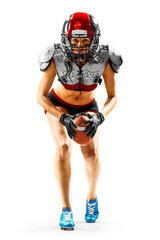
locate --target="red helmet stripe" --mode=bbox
[67,12,94,36]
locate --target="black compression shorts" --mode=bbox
[44,88,99,115]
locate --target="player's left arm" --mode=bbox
[83,63,118,138]
[101,63,117,117]
[83,48,122,138]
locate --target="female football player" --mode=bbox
[37,12,122,230]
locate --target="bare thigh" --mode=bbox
[45,106,72,147]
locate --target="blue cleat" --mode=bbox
[85,197,99,223]
[59,207,75,230]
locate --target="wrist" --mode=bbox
[97,112,105,124]
[59,113,67,124]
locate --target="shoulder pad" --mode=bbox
[101,44,109,51]
[95,44,109,64]
[54,43,61,49]
[108,46,123,73]
[98,44,109,55]
[38,44,55,71]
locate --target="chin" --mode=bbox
[75,59,85,63]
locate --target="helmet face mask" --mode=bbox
[61,12,101,64]
[70,37,92,64]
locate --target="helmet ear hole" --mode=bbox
[61,36,66,44]
[94,36,99,44]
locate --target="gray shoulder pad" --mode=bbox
[95,45,109,65]
[108,46,123,73]
[38,44,55,71]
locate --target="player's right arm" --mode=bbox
[36,60,62,120]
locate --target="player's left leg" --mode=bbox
[80,128,101,202]
[80,117,101,223]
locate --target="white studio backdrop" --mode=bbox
[0,0,160,239]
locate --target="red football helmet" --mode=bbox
[61,12,101,64]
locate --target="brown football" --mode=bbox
[73,115,92,146]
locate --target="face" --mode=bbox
[70,37,92,63]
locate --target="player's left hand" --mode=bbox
[82,112,105,138]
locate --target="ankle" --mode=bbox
[62,206,72,212]
[87,194,97,202]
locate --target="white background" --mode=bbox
[0,0,160,239]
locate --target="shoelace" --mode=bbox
[88,202,96,215]
[64,212,72,222]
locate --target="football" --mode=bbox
[73,114,92,146]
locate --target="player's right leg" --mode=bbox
[46,106,75,230]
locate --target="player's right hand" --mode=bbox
[60,113,77,139]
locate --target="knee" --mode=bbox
[84,152,100,168]
[57,142,71,160]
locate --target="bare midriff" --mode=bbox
[54,84,95,105]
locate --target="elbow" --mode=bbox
[36,94,42,105]
[108,95,118,104]
[114,96,118,107]
[114,95,118,105]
